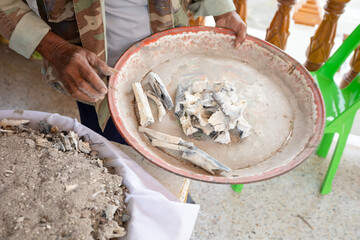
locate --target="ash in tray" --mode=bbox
[175,79,251,144]
[132,72,251,175]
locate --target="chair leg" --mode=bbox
[321,132,350,195]
[231,184,244,193]
[316,133,335,158]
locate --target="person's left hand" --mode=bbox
[214,11,247,49]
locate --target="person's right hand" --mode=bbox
[36,31,114,103]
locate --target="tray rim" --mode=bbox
[108,26,325,184]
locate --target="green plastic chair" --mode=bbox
[313,24,360,195]
[232,24,360,194]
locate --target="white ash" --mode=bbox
[0,119,129,240]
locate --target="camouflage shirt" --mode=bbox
[0,0,235,130]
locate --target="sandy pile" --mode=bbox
[0,120,129,240]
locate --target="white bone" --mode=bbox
[132,83,154,127]
[179,115,198,136]
[144,72,173,110]
[146,91,166,122]
[151,139,189,152]
[182,149,231,174]
[139,126,182,144]
[213,131,231,144]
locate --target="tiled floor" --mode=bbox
[190,143,360,239]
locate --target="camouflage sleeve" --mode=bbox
[0,0,50,58]
[189,0,235,18]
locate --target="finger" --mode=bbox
[96,59,115,76]
[71,70,106,100]
[235,23,247,49]
[62,74,99,103]
[87,52,115,76]
[78,60,108,95]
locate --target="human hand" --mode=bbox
[214,11,247,49]
[36,31,114,103]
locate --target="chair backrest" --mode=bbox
[313,25,360,128]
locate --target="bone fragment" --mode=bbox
[213,131,231,144]
[193,124,214,136]
[151,139,189,152]
[212,89,248,130]
[139,127,230,174]
[0,119,29,128]
[0,129,13,133]
[184,91,201,104]
[144,72,173,110]
[146,91,166,122]
[78,139,91,154]
[191,79,209,93]
[60,133,72,151]
[105,204,119,221]
[54,142,66,152]
[182,148,231,174]
[175,84,187,118]
[175,80,251,143]
[132,82,154,127]
[180,115,198,136]
[68,131,79,151]
[100,220,126,239]
[236,117,251,138]
[139,126,195,149]
[208,110,228,132]
[65,184,78,193]
[139,126,182,145]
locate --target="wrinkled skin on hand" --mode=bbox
[36,31,114,103]
[214,11,247,49]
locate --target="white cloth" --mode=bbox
[0,110,199,240]
[105,0,151,67]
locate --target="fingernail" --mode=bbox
[110,67,119,74]
[100,88,107,95]
[235,43,241,49]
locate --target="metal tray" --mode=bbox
[108,27,325,184]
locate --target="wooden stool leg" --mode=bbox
[340,45,360,89]
[233,0,247,22]
[231,184,244,193]
[316,133,335,158]
[189,16,206,27]
[304,0,351,71]
[265,0,296,50]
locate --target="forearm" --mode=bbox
[36,31,69,64]
[0,0,50,58]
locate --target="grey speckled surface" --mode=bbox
[190,143,360,239]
